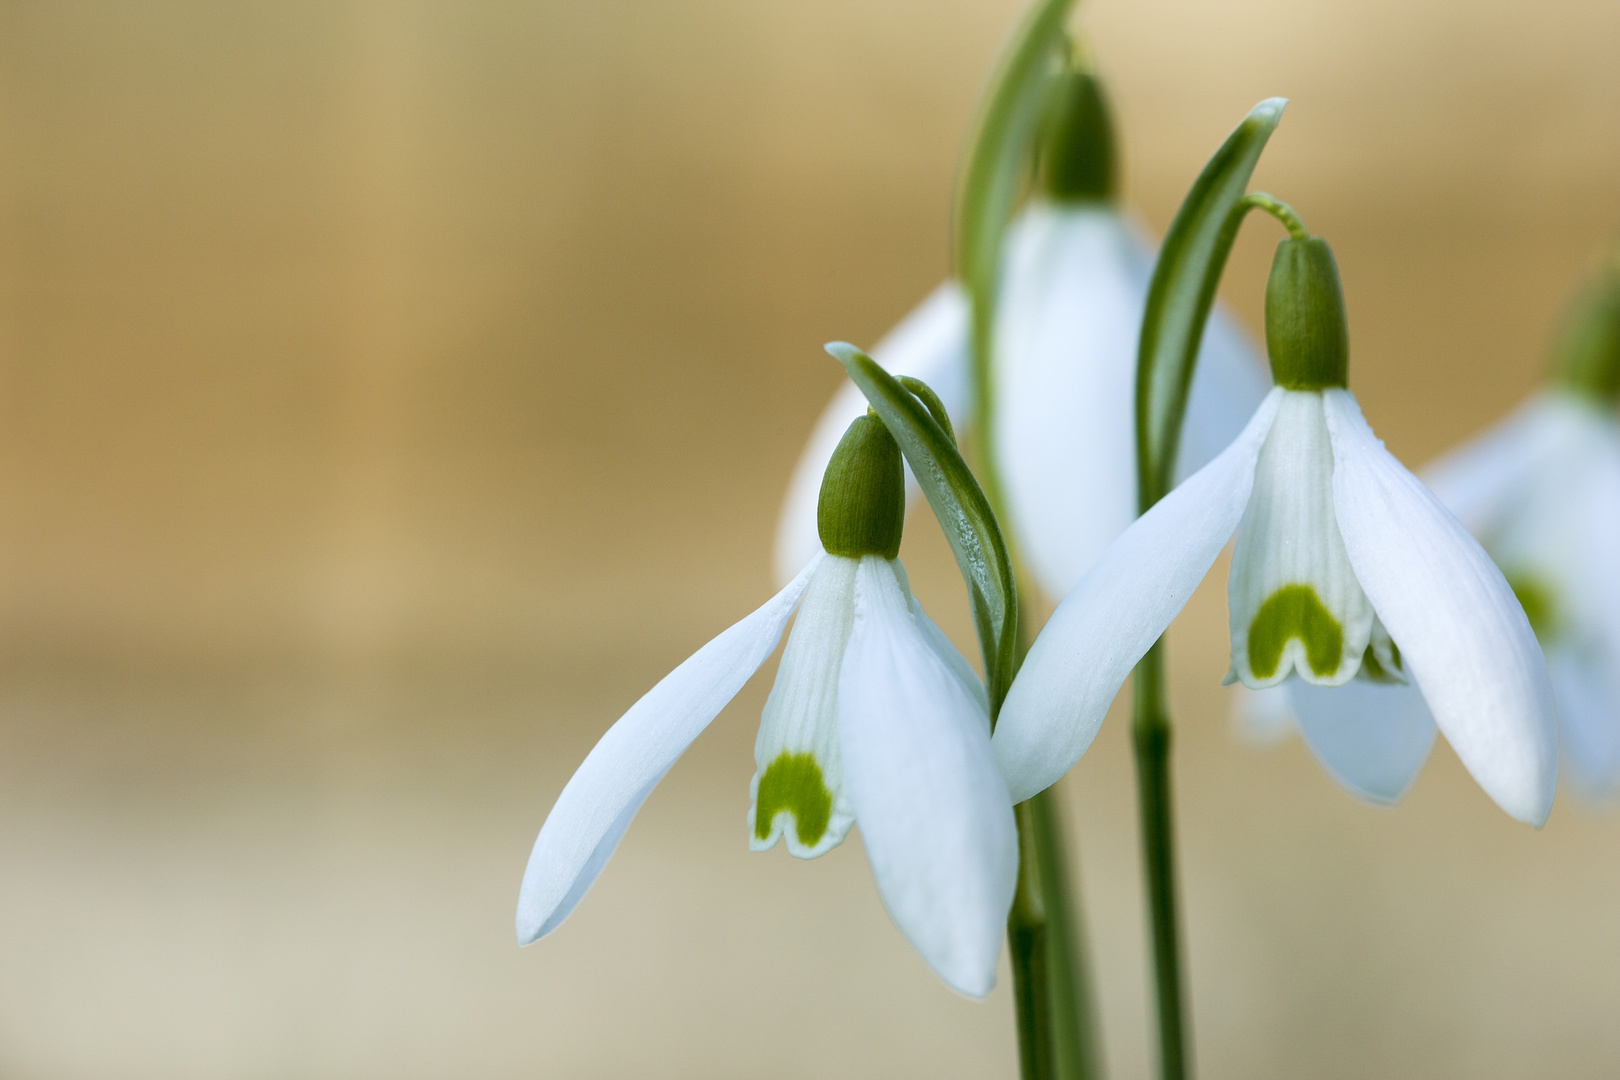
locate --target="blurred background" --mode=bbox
[1,0,1618,1076]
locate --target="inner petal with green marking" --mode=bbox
[748,553,856,858]
[753,751,834,848]
[1227,390,1375,687]
[1246,584,1343,679]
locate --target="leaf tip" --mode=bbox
[1252,97,1289,123]
[823,341,863,366]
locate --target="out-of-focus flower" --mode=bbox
[775,70,1268,596]
[518,415,1016,997]
[1425,260,1620,795]
[992,231,1559,825]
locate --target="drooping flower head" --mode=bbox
[774,57,1268,598]
[1423,255,1620,795]
[992,209,1560,824]
[517,408,1016,996]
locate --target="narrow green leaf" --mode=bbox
[1135,97,1287,513]
[826,342,1019,718]
[954,0,1076,524]
[953,0,1074,298]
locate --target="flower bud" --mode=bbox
[1038,69,1117,203]
[1551,261,1620,404]
[1265,236,1349,391]
[817,412,904,559]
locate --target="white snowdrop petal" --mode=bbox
[516,558,820,944]
[773,283,970,585]
[995,205,1143,599]
[891,559,989,720]
[1548,653,1620,798]
[993,207,1270,601]
[750,556,859,858]
[1323,388,1559,825]
[1288,679,1437,805]
[1423,393,1582,535]
[839,557,1016,998]
[1228,391,1375,688]
[993,390,1284,802]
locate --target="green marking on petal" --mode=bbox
[1357,642,1402,684]
[1505,572,1557,641]
[1247,584,1344,679]
[754,751,834,848]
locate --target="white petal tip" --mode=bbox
[1507,794,1553,829]
[824,341,860,364]
[945,971,995,1000]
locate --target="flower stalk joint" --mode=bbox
[817,412,905,559]
[1265,234,1349,391]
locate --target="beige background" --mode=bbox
[1,0,1619,1076]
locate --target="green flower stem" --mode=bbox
[1129,640,1188,1080]
[1000,656,1103,1080]
[1008,798,1055,1080]
[1030,784,1105,1080]
[1131,99,1286,1080]
[1003,604,1104,1080]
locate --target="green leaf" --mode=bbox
[826,342,1019,719]
[1135,97,1287,512]
[954,0,1076,508]
[954,0,1074,298]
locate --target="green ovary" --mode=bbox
[1504,572,1557,641]
[1246,584,1345,679]
[754,751,834,848]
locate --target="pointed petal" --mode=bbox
[1322,389,1559,825]
[750,556,859,857]
[516,559,820,944]
[994,205,1141,598]
[993,389,1284,802]
[839,557,1016,997]
[773,283,970,585]
[1288,678,1437,805]
[1227,391,1375,687]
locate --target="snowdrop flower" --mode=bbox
[1424,260,1620,795]
[992,223,1560,825]
[775,69,1268,596]
[517,413,1017,996]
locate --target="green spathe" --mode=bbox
[817,413,904,559]
[1246,583,1344,679]
[1265,237,1349,391]
[1039,68,1116,203]
[754,751,834,848]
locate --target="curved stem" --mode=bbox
[1238,191,1309,241]
[1131,641,1188,1080]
